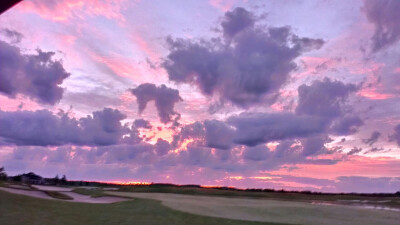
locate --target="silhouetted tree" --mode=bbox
[0,167,7,180]
[61,175,67,185]
[54,175,60,185]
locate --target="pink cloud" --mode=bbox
[16,0,128,22]
[209,0,234,12]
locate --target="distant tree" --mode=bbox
[0,167,7,180]
[54,175,60,185]
[61,175,67,185]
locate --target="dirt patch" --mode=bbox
[107,191,400,225]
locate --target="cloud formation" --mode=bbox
[363,0,400,52]
[0,108,138,146]
[0,40,70,105]
[163,7,324,107]
[130,83,183,123]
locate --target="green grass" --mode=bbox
[0,190,287,225]
[118,185,400,207]
[72,188,106,198]
[43,191,73,200]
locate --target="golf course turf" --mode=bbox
[0,190,287,225]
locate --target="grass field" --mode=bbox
[118,185,400,205]
[107,191,400,225]
[0,190,286,225]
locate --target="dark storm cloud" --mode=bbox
[130,83,183,123]
[163,7,324,107]
[0,40,70,105]
[227,113,328,146]
[363,0,400,52]
[363,131,381,146]
[0,108,139,146]
[1,29,23,43]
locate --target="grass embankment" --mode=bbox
[72,188,107,198]
[118,185,400,207]
[43,191,73,200]
[0,190,285,225]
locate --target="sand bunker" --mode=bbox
[0,187,128,204]
[31,185,73,192]
[0,187,55,200]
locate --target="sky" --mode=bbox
[0,0,400,193]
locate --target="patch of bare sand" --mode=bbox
[0,187,129,204]
[106,192,400,225]
[0,187,54,200]
[31,185,73,192]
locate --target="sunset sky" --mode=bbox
[1,0,400,193]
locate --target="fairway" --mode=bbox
[107,191,400,225]
[0,190,284,225]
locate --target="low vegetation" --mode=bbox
[43,191,73,200]
[72,188,107,198]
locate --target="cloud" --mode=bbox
[335,176,400,193]
[296,78,358,118]
[243,144,270,161]
[0,40,70,105]
[204,120,234,150]
[363,0,400,52]
[221,7,255,40]
[228,113,328,146]
[0,108,139,146]
[133,119,152,129]
[0,29,23,43]
[329,116,364,136]
[163,7,324,107]
[130,83,183,123]
[155,138,171,156]
[363,131,381,146]
[390,124,400,146]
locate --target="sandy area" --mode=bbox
[62,192,129,204]
[0,187,128,204]
[0,187,54,200]
[107,191,400,225]
[31,185,73,192]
